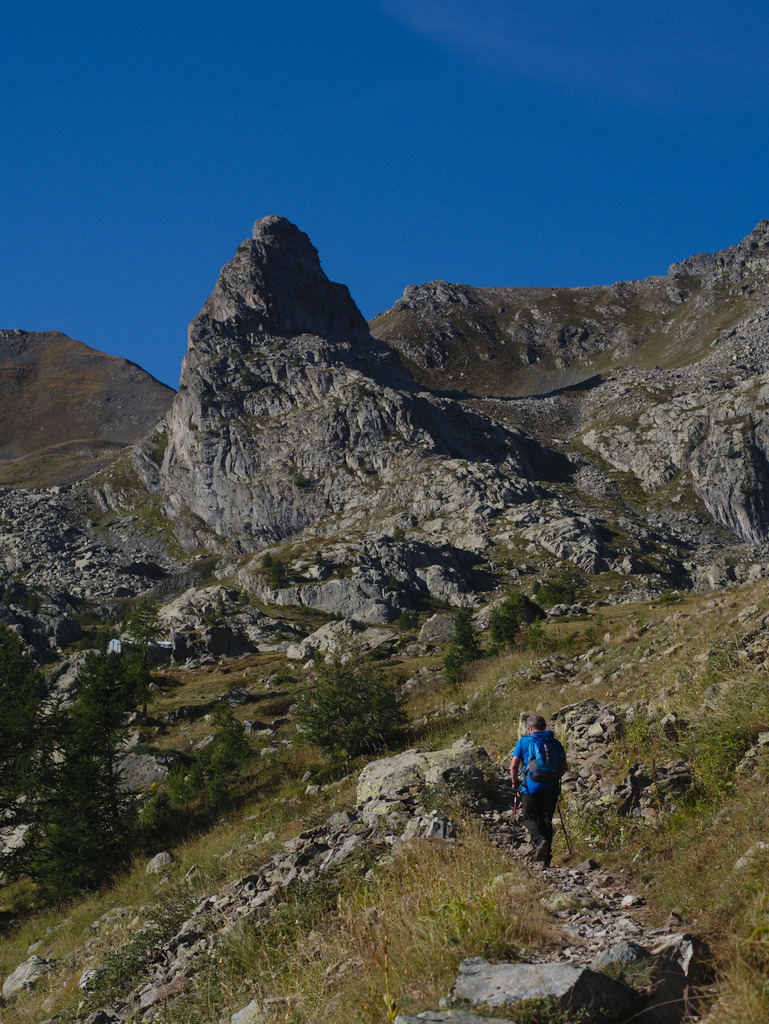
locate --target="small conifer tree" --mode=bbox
[443,606,482,685]
[123,598,163,714]
[298,649,406,757]
[488,592,528,654]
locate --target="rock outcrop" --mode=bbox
[156,216,537,556]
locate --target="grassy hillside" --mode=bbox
[0,331,174,488]
[1,584,769,1023]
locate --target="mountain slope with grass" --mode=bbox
[0,330,175,488]
[4,219,769,1023]
[2,581,769,1024]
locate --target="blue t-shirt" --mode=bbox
[511,731,566,793]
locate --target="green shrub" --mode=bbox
[297,649,406,757]
[533,572,579,608]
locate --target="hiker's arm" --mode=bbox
[510,755,522,790]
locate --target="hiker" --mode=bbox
[510,714,567,868]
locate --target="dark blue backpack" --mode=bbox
[526,730,563,782]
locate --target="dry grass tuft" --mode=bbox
[160,828,554,1024]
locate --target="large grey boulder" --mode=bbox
[356,738,490,823]
[451,957,635,1022]
[418,613,455,645]
[285,618,394,660]
[251,577,400,626]
[2,955,56,999]
[522,513,605,573]
[116,751,179,792]
[146,851,175,875]
[231,999,266,1024]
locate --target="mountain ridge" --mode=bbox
[4,218,769,619]
[0,329,175,488]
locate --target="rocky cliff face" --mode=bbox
[371,220,769,551]
[7,219,769,627]
[157,217,538,555]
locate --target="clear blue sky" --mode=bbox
[3,0,769,388]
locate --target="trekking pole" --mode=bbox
[511,790,519,850]
[556,796,573,857]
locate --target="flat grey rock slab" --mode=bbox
[591,940,650,969]
[453,957,635,1021]
[395,1012,517,1024]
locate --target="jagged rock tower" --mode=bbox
[159,216,534,553]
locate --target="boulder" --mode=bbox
[356,738,490,823]
[451,957,635,1022]
[231,1000,266,1024]
[418,613,455,645]
[256,577,399,625]
[146,850,175,874]
[649,932,712,986]
[522,514,604,573]
[2,955,56,999]
[199,624,254,658]
[285,618,395,660]
[117,751,180,792]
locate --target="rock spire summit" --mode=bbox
[186,215,368,364]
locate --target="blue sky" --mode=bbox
[3,0,769,388]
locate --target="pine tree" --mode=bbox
[443,607,482,685]
[29,652,137,899]
[488,592,528,654]
[123,598,163,714]
[0,624,44,879]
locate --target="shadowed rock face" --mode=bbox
[158,217,537,553]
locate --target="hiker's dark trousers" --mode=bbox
[520,786,558,851]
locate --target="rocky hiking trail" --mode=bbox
[7,729,712,1024]
[425,791,714,1024]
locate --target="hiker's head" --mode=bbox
[526,714,547,733]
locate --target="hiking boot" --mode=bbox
[533,839,550,862]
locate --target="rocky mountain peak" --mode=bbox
[668,218,769,284]
[185,215,368,373]
[396,281,476,310]
[154,217,539,555]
